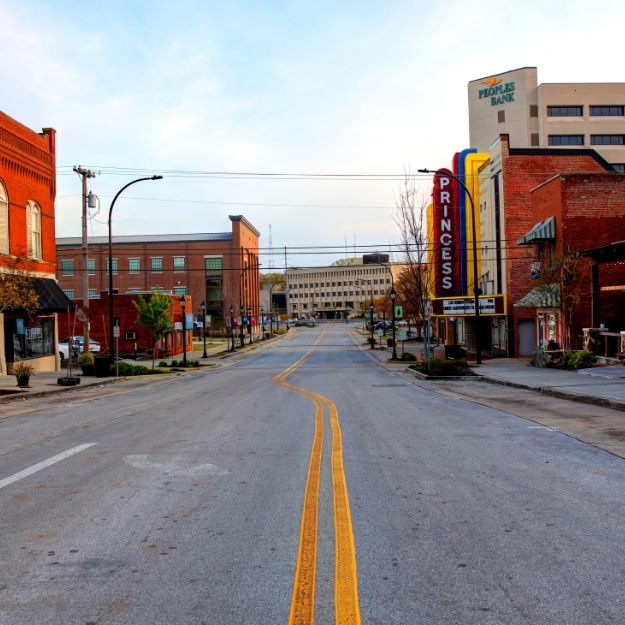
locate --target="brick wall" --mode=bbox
[0,111,56,275]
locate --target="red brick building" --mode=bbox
[517,172,625,352]
[56,215,260,354]
[0,111,71,374]
[427,135,622,357]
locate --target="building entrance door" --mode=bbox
[518,319,536,356]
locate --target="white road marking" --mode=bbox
[0,443,97,490]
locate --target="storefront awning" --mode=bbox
[517,216,556,245]
[514,284,560,308]
[33,278,75,313]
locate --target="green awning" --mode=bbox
[514,284,560,308]
[517,216,556,245]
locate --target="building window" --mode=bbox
[611,164,625,173]
[87,259,96,275]
[173,256,185,271]
[497,110,505,123]
[88,289,97,299]
[10,317,54,360]
[529,104,538,118]
[173,286,186,296]
[26,200,42,259]
[591,135,625,145]
[128,258,140,274]
[61,259,74,276]
[0,179,8,255]
[548,135,584,146]
[63,290,75,298]
[531,133,540,147]
[106,258,118,275]
[151,257,163,272]
[547,106,583,117]
[128,288,142,293]
[590,106,624,117]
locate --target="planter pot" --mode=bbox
[80,364,96,376]
[16,375,30,388]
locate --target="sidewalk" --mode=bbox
[0,341,232,405]
[365,339,625,413]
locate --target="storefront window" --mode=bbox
[9,317,55,360]
[456,318,465,343]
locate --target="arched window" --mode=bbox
[26,200,42,259]
[0,180,8,255]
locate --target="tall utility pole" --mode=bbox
[73,166,96,353]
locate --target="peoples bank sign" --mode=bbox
[478,77,515,106]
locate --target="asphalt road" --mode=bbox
[1,325,624,624]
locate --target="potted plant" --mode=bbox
[9,361,36,387]
[77,352,96,376]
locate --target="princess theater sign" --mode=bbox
[433,169,461,297]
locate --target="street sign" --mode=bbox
[113,325,120,338]
[424,302,433,318]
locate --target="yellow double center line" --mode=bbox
[273,332,361,625]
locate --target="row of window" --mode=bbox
[290,291,383,298]
[290,278,391,289]
[548,134,625,146]
[0,180,42,259]
[61,256,223,276]
[63,286,189,299]
[547,106,625,117]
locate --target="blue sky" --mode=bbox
[2,0,624,269]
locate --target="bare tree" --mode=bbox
[529,252,585,352]
[393,168,433,338]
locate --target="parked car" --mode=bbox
[58,336,101,360]
[374,321,394,331]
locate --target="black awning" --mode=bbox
[33,278,75,313]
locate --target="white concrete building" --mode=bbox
[468,67,625,170]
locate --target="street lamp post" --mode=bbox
[247,307,252,342]
[230,306,236,351]
[390,287,398,360]
[108,175,162,370]
[261,307,265,339]
[180,295,188,367]
[369,304,374,348]
[418,168,482,364]
[200,300,208,358]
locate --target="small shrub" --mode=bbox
[561,349,597,370]
[158,360,168,367]
[410,357,473,377]
[77,352,95,367]
[401,352,417,361]
[115,362,154,376]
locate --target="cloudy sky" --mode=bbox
[2,0,624,269]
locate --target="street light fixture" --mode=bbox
[418,168,482,364]
[200,300,208,358]
[180,294,188,367]
[390,287,398,360]
[108,175,162,371]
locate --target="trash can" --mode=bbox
[387,338,394,347]
[94,355,112,377]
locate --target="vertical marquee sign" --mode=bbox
[433,168,461,298]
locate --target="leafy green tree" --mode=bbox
[133,289,173,369]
